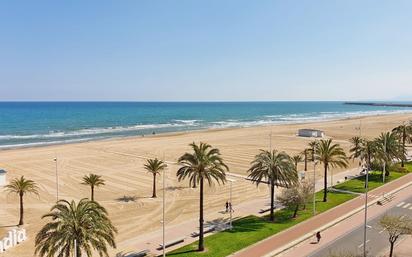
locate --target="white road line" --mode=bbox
[397,202,405,207]
[403,203,411,208]
[379,228,386,234]
[409,206,412,210]
[358,240,370,248]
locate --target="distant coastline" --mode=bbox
[345,102,412,108]
[1,101,412,149]
[1,112,412,151]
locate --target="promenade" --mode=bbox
[118,168,361,255]
[231,173,412,257]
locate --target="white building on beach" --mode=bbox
[0,169,7,186]
[298,129,325,138]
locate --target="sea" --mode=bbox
[0,101,411,149]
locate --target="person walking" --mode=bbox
[316,231,321,243]
[225,201,229,212]
[229,202,234,213]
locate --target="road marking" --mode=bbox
[409,206,412,210]
[358,240,370,248]
[379,228,386,234]
[397,202,405,207]
[403,203,411,208]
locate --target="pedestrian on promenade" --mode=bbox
[229,202,234,212]
[316,231,321,243]
[225,201,229,212]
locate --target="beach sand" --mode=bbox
[0,113,411,256]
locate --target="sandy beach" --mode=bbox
[1,113,411,256]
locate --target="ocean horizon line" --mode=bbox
[1,101,411,150]
[1,100,411,103]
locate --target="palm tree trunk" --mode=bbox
[270,183,275,222]
[293,204,299,218]
[18,192,24,226]
[385,163,389,176]
[198,178,204,251]
[91,185,94,201]
[304,150,308,171]
[323,163,328,202]
[152,173,157,198]
[389,241,394,257]
[76,242,81,257]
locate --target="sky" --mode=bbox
[1,0,411,101]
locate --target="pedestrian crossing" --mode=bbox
[396,202,412,210]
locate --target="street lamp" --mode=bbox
[227,178,236,230]
[53,157,59,201]
[162,158,168,257]
[383,135,387,183]
[363,164,370,257]
[313,161,317,216]
[312,139,318,216]
[74,239,77,257]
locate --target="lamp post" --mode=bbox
[312,140,318,216]
[227,178,236,229]
[383,135,387,183]
[162,158,167,257]
[363,164,369,257]
[74,239,77,257]
[313,161,317,216]
[54,157,59,201]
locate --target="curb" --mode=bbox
[262,177,412,257]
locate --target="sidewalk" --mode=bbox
[117,189,271,255]
[230,173,412,257]
[280,176,412,257]
[116,168,362,255]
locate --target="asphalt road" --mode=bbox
[308,195,412,257]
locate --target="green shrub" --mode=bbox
[388,163,409,173]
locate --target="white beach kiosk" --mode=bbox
[0,169,6,187]
[298,129,325,138]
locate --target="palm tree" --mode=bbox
[5,176,39,226]
[81,174,105,201]
[35,199,117,257]
[392,123,412,167]
[144,158,167,198]
[308,141,319,161]
[315,139,348,202]
[292,154,303,171]
[375,132,404,177]
[177,142,228,251]
[349,136,364,162]
[349,138,377,188]
[248,150,298,222]
[355,139,377,170]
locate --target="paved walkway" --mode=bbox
[116,168,362,256]
[281,178,412,257]
[231,173,412,257]
[117,194,271,255]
